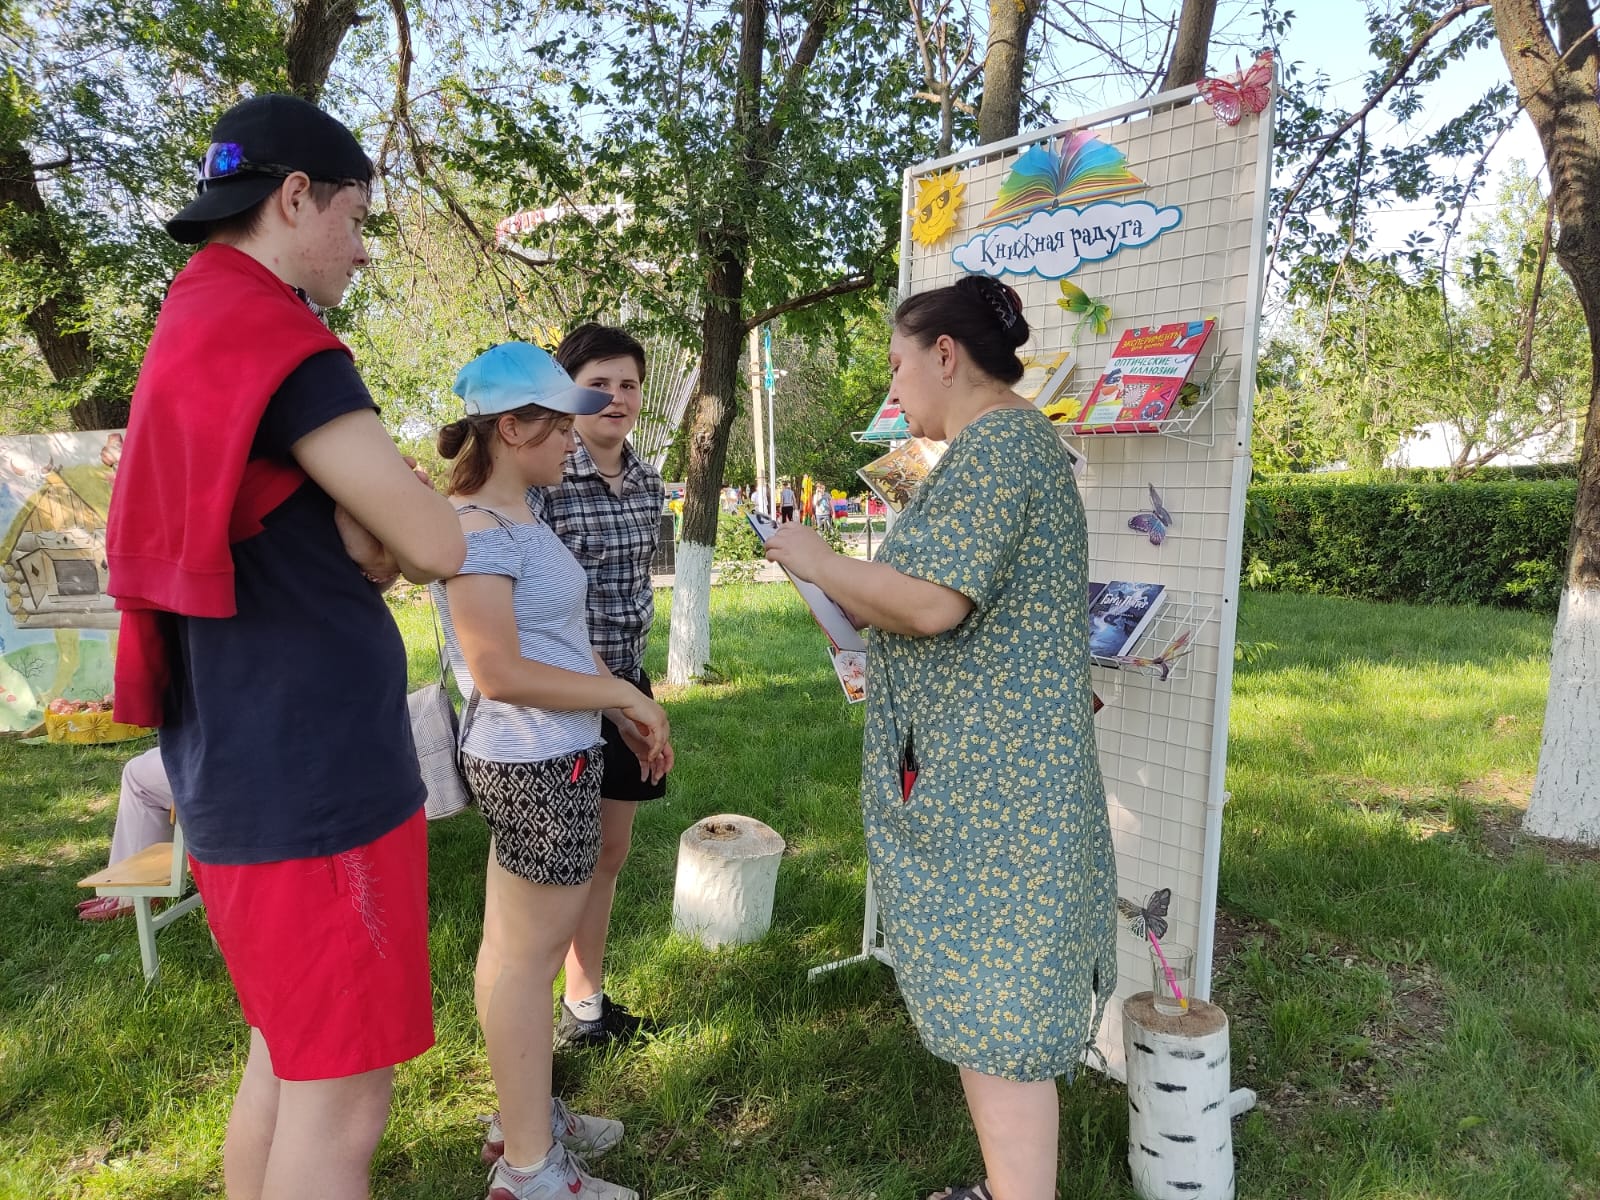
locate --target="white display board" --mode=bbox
[811,82,1274,1081]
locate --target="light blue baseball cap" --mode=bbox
[452,341,613,417]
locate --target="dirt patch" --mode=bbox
[1210,906,1277,969]
[1453,773,1600,866]
[65,1118,123,1175]
[1324,771,1600,865]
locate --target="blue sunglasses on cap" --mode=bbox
[197,141,348,191]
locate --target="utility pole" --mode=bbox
[748,328,766,507]
[763,325,779,515]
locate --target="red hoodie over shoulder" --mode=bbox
[106,243,350,726]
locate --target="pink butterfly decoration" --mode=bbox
[1197,50,1274,127]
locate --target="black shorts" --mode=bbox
[600,670,670,802]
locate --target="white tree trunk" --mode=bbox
[666,540,714,685]
[1123,993,1254,1200]
[1525,583,1600,844]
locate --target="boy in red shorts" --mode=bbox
[106,95,465,1200]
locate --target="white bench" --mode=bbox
[77,818,204,984]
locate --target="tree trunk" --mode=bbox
[1159,0,1219,92]
[977,0,1041,143]
[1489,0,1600,842]
[666,255,747,684]
[663,0,844,682]
[284,0,366,102]
[0,140,121,429]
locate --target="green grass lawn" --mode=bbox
[1,586,1591,1199]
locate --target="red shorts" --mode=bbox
[189,809,435,1081]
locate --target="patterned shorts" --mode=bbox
[462,746,605,886]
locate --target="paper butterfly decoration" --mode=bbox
[1128,483,1173,545]
[1110,629,1195,682]
[1057,281,1112,343]
[1197,50,1274,127]
[983,131,1145,226]
[910,168,966,247]
[1116,887,1171,941]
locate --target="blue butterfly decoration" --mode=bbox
[1128,483,1172,546]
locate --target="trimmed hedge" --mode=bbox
[1260,462,1578,485]
[1244,481,1575,613]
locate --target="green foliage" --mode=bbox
[723,307,891,491]
[1261,462,1579,485]
[1244,480,1575,613]
[714,508,765,561]
[0,0,291,428]
[1266,0,1515,294]
[447,0,924,347]
[1257,168,1587,479]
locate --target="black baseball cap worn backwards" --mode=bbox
[166,93,374,245]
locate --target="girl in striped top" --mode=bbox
[434,342,672,1200]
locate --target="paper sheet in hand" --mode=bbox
[746,511,867,652]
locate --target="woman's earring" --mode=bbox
[941,376,954,388]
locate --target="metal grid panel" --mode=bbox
[898,89,1273,1077]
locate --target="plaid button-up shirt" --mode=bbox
[527,439,665,677]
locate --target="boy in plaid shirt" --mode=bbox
[528,324,668,1046]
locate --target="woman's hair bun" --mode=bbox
[437,418,471,459]
[956,274,1030,348]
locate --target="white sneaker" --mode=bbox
[484,1142,637,1200]
[481,1098,624,1165]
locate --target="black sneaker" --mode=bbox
[554,994,656,1049]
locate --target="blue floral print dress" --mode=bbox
[863,406,1117,1082]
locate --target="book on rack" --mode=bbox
[1087,580,1167,659]
[1070,319,1215,435]
[1016,350,1077,419]
[857,437,946,514]
[746,511,868,702]
[857,394,909,443]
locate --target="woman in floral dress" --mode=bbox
[764,275,1116,1200]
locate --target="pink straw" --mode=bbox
[1148,930,1189,1011]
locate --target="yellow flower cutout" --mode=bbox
[910,169,966,246]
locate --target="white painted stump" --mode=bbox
[670,814,785,948]
[1123,992,1256,1200]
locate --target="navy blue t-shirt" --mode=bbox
[159,350,425,865]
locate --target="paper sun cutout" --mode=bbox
[982,131,1145,227]
[911,169,966,246]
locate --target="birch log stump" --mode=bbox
[1123,992,1256,1200]
[671,814,785,948]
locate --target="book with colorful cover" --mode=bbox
[857,395,909,442]
[1018,350,1077,417]
[1087,580,1167,659]
[1071,319,1215,434]
[828,646,867,704]
[746,512,867,703]
[857,437,946,513]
